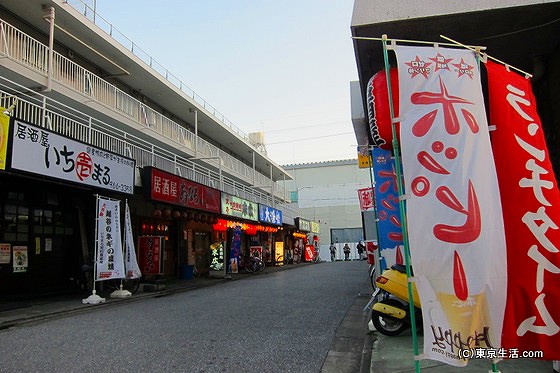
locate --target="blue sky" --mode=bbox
[94,1,359,165]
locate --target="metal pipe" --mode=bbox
[43,7,55,92]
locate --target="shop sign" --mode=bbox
[221,193,258,221]
[275,242,284,265]
[138,236,164,275]
[146,167,220,213]
[209,241,225,272]
[0,243,10,264]
[258,204,282,226]
[9,119,135,194]
[295,217,311,232]
[310,221,320,234]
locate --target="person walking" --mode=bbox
[343,243,351,261]
[329,243,337,262]
[357,241,365,260]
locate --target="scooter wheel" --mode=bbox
[371,300,409,336]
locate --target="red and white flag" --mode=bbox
[487,60,560,359]
[357,187,375,211]
[394,46,507,366]
[95,196,125,281]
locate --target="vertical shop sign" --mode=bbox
[12,246,28,273]
[138,236,164,275]
[209,242,225,272]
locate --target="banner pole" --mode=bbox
[82,194,106,304]
[381,34,421,373]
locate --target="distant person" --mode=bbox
[357,241,365,260]
[343,243,351,261]
[329,243,337,262]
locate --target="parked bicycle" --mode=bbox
[239,255,265,273]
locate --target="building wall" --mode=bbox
[280,160,372,252]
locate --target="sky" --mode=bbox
[93,1,359,166]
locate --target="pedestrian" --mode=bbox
[329,243,337,262]
[343,243,351,261]
[357,241,365,260]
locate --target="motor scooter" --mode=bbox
[367,264,422,336]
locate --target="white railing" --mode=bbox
[0,76,299,218]
[63,0,253,144]
[0,17,284,197]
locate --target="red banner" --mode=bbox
[487,60,560,359]
[147,167,220,213]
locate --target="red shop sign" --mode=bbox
[146,167,220,213]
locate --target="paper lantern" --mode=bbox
[367,68,399,150]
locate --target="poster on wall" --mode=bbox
[0,243,11,264]
[12,246,28,273]
[138,236,164,275]
[250,246,263,259]
[209,241,225,275]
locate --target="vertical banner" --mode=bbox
[229,226,241,273]
[372,147,403,270]
[394,46,507,365]
[487,60,560,359]
[138,236,163,275]
[124,201,141,279]
[0,109,9,170]
[95,196,125,281]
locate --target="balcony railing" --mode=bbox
[0,75,300,219]
[0,17,281,198]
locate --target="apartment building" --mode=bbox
[0,1,311,298]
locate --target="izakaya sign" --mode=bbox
[146,167,220,213]
[487,60,560,359]
[221,193,258,221]
[258,204,282,226]
[10,119,135,194]
[394,46,507,366]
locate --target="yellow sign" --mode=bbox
[0,108,9,170]
[357,146,371,168]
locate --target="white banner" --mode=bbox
[124,201,141,279]
[394,46,507,366]
[95,197,125,281]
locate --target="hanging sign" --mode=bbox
[487,60,560,359]
[357,187,375,211]
[10,119,135,194]
[395,45,507,366]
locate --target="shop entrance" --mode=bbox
[194,231,210,276]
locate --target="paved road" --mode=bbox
[0,260,370,373]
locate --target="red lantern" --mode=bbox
[173,210,181,219]
[153,209,162,218]
[193,213,200,222]
[181,211,188,219]
[163,208,171,218]
[367,67,399,150]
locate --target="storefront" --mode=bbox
[0,117,135,298]
[142,167,221,279]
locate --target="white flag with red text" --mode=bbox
[124,201,142,279]
[394,46,507,366]
[95,196,125,281]
[487,60,560,359]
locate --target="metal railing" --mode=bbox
[0,75,300,219]
[63,0,252,144]
[0,17,279,197]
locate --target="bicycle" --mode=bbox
[240,255,265,273]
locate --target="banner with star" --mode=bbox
[394,46,507,366]
[487,60,560,359]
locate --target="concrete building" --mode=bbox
[0,1,312,298]
[281,160,374,261]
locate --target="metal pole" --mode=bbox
[44,7,55,92]
[382,34,421,373]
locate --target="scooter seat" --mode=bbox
[391,264,414,276]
